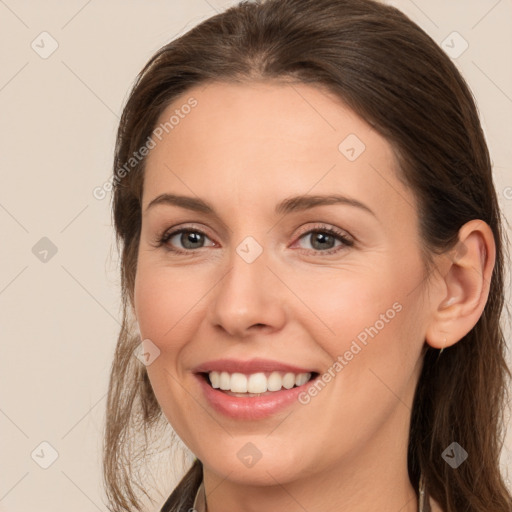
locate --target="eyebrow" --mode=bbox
[144,193,376,217]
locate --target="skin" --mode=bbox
[133,80,495,512]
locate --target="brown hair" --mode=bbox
[103,0,512,510]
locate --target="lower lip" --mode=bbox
[195,373,317,420]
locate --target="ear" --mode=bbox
[424,219,496,350]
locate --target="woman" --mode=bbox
[102,0,512,511]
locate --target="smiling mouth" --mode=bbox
[198,371,319,397]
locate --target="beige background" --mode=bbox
[1,0,511,511]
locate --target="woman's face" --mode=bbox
[134,80,437,488]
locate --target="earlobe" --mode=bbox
[424,219,496,350]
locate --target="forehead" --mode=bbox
[142,80,416,223]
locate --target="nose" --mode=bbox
[206,240,287,339]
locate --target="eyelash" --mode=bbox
[153,223,354,256]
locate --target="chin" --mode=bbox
[198,440,312,485]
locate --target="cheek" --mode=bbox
[292,260,424,385]
[133,267,201,441]
[288,269,399,350]
[134,269,166,340]
[133,264,214,358]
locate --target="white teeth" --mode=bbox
[282,373,296,389]
[295,373,309,386]
[208,370,312,393]
[267,371,283,391]
[219,371,231,390]
[209,371,220,388]
[230,373,247,393]
[248,373,267,393]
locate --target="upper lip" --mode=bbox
[193,358,317,375]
